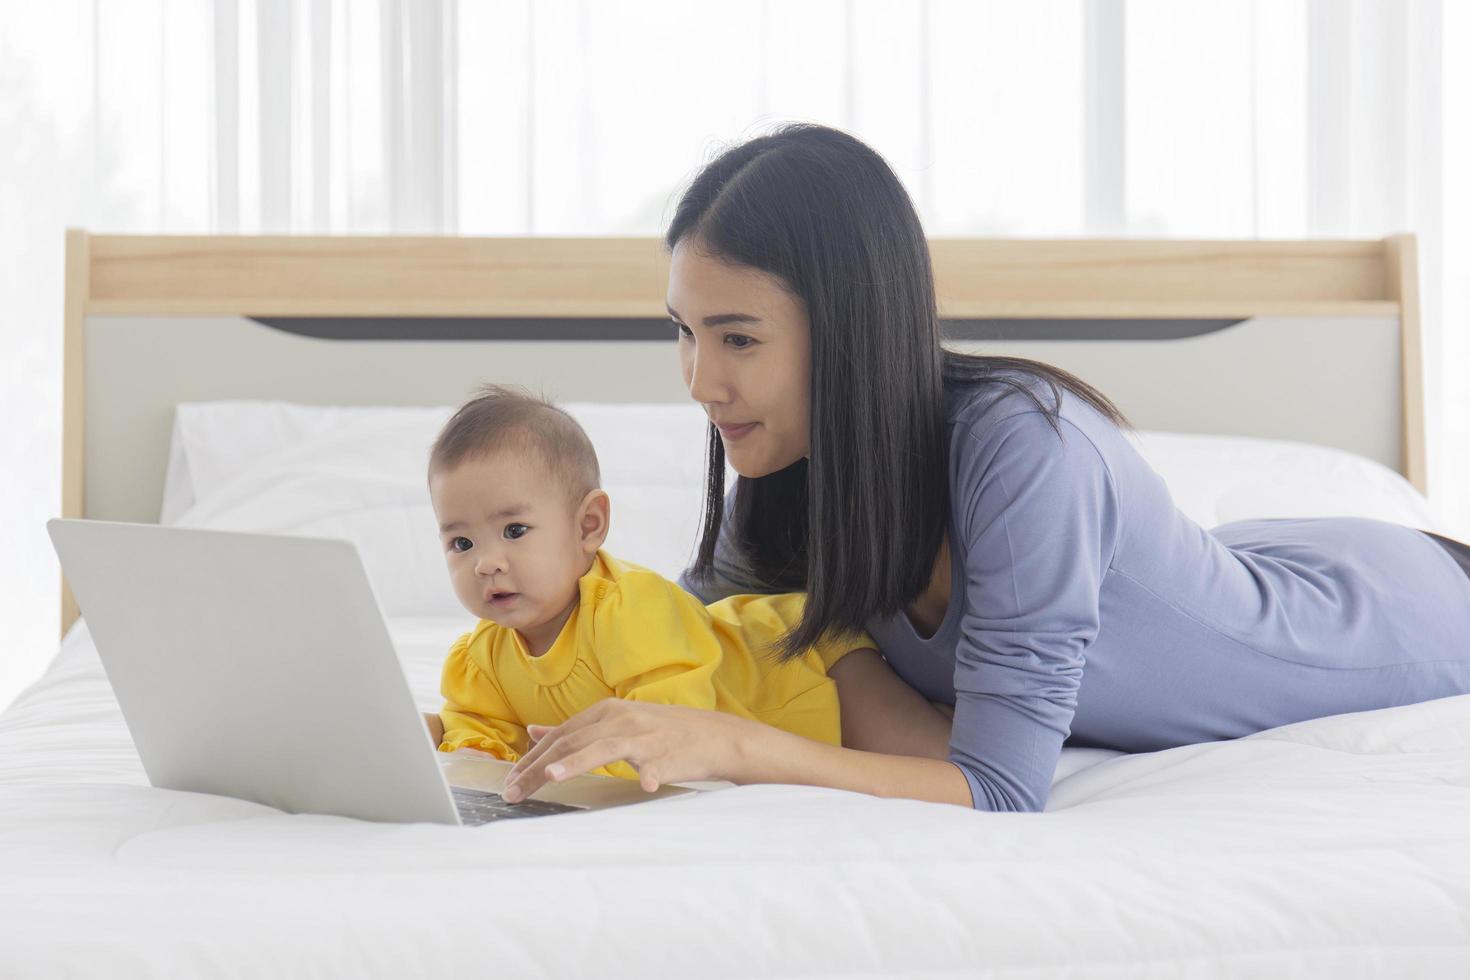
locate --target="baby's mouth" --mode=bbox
[485,590,520,607]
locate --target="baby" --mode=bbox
[428,385,872,780]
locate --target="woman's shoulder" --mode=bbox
[942,369,1118,451]
[941,368,1132,524]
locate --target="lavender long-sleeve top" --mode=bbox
[681,377,1470,812]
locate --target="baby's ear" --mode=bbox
[578,489,611,553]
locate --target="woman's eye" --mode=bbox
[504,524,529,540]
[672,320,693,340]
[450,537,473,553]
[725,334,755,349]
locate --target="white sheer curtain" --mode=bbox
[1,0,1464,710]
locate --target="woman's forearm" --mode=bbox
[729,721,974,807]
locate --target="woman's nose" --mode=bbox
[684,343,728,406]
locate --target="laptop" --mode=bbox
[46,518,697,825]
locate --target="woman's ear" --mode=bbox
[577,489,611,555]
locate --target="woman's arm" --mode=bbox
[730,714,974,804]
[942,410,1117,812]
[828,648,954,760]
[498,699,974,807]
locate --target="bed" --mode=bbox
[3,232,1467,977]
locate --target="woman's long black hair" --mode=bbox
[668,123,1125,660]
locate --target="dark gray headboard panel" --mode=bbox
[84,313,1400,524]
[249,316,1244,342]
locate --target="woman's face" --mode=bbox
[667,238,812,478]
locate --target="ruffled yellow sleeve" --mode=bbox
[437,630,529,761]
[710,591,873,673]
[592,573,722,709]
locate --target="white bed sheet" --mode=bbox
[3,616,1469,977]
[6,406,1465,975]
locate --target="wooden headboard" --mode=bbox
[60,232,1424,634]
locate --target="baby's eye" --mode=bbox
[504,524,529,540]
[449,536,473,553]
[724,333,754,349]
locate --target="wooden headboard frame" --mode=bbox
[60,231,1424,634]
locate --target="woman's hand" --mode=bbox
[501,698,758,802]
[500,692,974,808]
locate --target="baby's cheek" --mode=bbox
[451,569,474,601]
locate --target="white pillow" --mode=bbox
[1127,429,1440,532]
[166,401,713,618]
[161,402,1442,618]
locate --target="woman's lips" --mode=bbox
[716,421,758,441]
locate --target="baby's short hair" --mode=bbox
[429,385,601,507]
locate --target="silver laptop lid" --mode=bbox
[47,519,461,825]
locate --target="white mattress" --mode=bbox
[4,406,1467,975]
[3,615,1469,976]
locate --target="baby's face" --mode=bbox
[429,452,591,631]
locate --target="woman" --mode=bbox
[502,124,1470,812]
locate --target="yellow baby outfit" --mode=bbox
[438,550,862,779]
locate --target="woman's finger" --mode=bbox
[519,725,597,777]
[506,723,563,783]
[508,699,621,783]
[502,756,559,802]
[510,705,599,778]
[505,715,624,799]
[538,736,637,785]
[504,727,628,801]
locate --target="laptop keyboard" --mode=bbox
[451,785,586,824]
